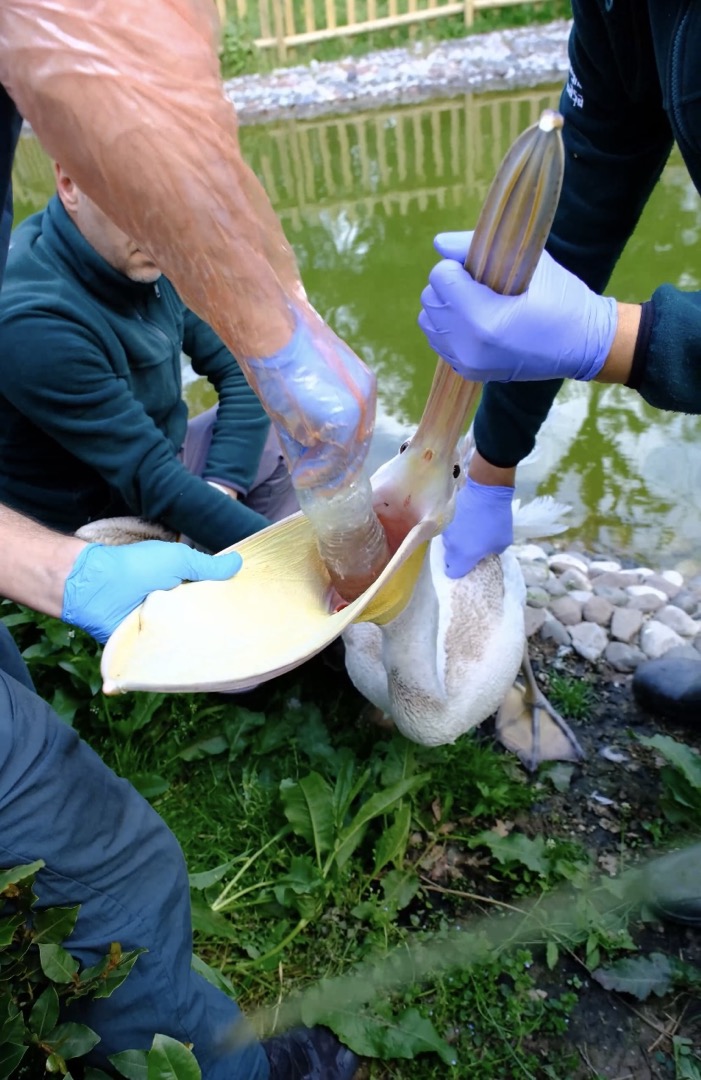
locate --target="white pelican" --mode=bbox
[343,444,583,771]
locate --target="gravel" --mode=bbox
[224,19,572,124]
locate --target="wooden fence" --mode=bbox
[12,87,559,228]
[215,0,555,57]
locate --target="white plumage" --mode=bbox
[343,496,578,762]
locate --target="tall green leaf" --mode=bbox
[280,773,334,864]
[335,776,427,870]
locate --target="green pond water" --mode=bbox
[12,86,701,571]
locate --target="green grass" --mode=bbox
[6,598,701,1074]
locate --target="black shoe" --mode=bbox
[262,1025,359,1080]
[639,842,701,926]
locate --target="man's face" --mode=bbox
[71,191,162,284]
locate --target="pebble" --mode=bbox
[515,543,701,681]
[632,656,701,722]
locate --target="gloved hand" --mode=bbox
[418,231,618,383]
[245,310,375,491]
[62,542,243,643]
[442,477,514,579]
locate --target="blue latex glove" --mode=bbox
[418,231,618,383]
[62,542,243,643]
[245,311,375,492]
[442,477,514,579]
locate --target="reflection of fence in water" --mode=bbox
[215,0,556,56]
[242,88,559,231]
[12,88,560,227]
[12,135,56,216]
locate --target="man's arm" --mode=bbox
[0,503,85,618]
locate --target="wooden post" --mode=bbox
[271,0,287,59]
[463,0,474,28]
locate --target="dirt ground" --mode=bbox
[505,641,701,1079]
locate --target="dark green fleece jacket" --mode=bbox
[474,0,701,468]
[0,195,272,551]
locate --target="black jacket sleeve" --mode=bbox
[474,0,675,467]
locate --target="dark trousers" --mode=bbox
[0,624,268,1078]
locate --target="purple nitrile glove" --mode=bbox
[442,477,514,579]
[245,310,375,492]
[62,541,243,643]
[418,231,618,384]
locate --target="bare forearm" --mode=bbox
[0,505,85,618]
[595,302,641,385]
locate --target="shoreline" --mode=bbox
[224,19,571,124]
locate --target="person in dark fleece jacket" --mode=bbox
[418,0,701,923]
[0,164,298,552]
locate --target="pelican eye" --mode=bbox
[453,464,461,478]
[399,440,410,453]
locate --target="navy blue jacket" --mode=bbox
[474,0,701,468]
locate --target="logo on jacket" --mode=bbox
[565,68,584,109]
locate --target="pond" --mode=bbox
[12,85,701,572]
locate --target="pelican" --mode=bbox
[343,451,582,770]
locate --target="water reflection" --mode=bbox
[12,87,701,570]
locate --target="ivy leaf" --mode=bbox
[39,943,80,983]
[29,986,60,1039]
[593,952,676,1000]
[146,1033,201,1080]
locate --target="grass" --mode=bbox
[4,595,701,1074]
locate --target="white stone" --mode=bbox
[626,584,668,601]
[569,622,608,662]
[661,569,684,588]
[548,553,589,575]
[589,560,622,574]
[515,543,549,563]
[611,607,644,643]
[639,620,686,659]
[655,605,701,637]
[569,589,594,604]
[619,567,653,578]
[559,568,591,592]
